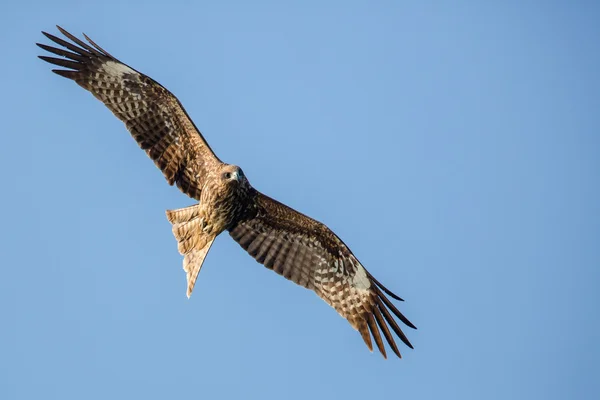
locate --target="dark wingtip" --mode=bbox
[358,323,373,353]
[373,305,402,359]
[374,285,417,330]
[406,319,418,330]
[367,271,404,301]
[51,69,77,79]
[82,31,114,58]
[38,55,82,70]
[376,298,414,349]
[366,313,387,359]
[42,31,55,41]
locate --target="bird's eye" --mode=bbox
[223,172,231,180]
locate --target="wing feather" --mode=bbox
[365,312,386,359]
[373,305,401,358]
[37,27,221,200]
[230,192,416,358]
[37,43,86,62]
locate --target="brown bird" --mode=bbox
[38,26,416,359]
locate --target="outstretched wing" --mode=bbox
[229,193,416,359]
[37,26,221,200]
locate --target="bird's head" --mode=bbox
[220,164,248,187]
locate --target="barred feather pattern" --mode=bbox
[166,204,216,298]
[230,193,416,358]
[37,26,220,200]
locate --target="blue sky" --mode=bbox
[1,1,599,399]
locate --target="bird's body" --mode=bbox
[167,164,256,297]
[38,27,416,359]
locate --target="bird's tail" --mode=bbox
[166,204,216,298]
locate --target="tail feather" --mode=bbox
[166,204,200,225]
[166,204,216,298]
[182,240,215,298]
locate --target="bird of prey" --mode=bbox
[38,26,416,359]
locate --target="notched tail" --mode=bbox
[166,204,215,298]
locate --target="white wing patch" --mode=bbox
[351,258,371,290]
[100,60,136,77]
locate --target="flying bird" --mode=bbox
[38,26,416,359]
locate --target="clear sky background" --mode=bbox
[1,1,598,399]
